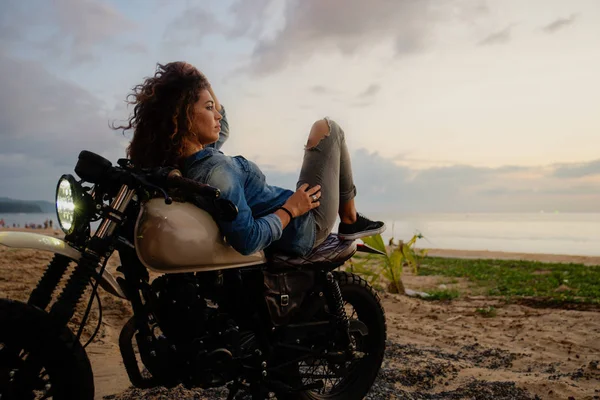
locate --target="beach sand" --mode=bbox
[1,227,599,399]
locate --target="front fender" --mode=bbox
[0,231,127,299]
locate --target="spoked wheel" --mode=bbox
[292,272,387,400]
[0,299,94,400]
[0,344,54,400]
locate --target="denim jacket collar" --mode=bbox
[183,147,222,170]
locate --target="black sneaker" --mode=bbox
[337,213,386,240]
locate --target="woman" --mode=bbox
[117,61,384,257]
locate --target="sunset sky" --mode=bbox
[1,0,599,213]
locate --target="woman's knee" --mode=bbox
[305,118,342,149]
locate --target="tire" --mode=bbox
[293,271,387,400]
[0,298,95,400]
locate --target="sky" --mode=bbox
[0,0,599,214]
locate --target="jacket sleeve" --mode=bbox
[206,105,229,151]
[206,164,283,255]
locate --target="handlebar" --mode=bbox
[74,151,237,220]
[165,169,221,199]
[156,168,237,221]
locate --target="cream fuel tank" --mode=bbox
[134,198,266,273]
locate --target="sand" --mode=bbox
[1,227,599,399]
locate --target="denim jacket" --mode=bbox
[183,106,316,256]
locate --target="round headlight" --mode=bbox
[56,174,81,235]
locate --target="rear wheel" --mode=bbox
[293,271,387,400]
[0,299,95,400]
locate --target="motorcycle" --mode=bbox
[0,150,387,400]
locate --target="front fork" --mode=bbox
[28,254,72,310]
[40,185,135,328]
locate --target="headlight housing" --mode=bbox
[55,174,84,235]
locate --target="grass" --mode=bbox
[419,257,600,305]
[423,288,460,301]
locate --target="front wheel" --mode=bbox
[294,271,387,400]
[0,299,95,400]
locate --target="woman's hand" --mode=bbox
[283,184,321,218]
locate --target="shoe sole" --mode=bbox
[337,224,386,241]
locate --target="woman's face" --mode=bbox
[191,89,222,146]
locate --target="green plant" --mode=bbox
[475,306,497,318]
[347,258,379,288]
[356,232,425,295]
[423,288,460,301]
[419,257,600,305]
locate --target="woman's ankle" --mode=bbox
[339,211,358,224]
[339,199,358,224]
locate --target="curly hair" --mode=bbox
[113,62,210,168]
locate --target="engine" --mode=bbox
[151,273,218,343]
[148,273,258,387]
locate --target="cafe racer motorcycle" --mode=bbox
[0,150,386,399]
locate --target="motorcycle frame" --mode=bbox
[1,180,355,392]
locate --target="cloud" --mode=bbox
[311,85,332,95]
[53,0,133,62]
[165,0,487,76]
[0,0,134,64]
[360,84,381,97]
[260,149,600,214]
[226,0,274,39]
[0,2,39,50]
[478,184,599,197]
[552,159,600,178]
[542,15,577,34]
[122,42,148,54]
[3,77,599,215]
[0,53,126,199]
[349,101,375,108]
[163,7,225,47]
[241,0,486,75]
[478,25,515,46]
[163,0,275,47]
[414,164,495,185]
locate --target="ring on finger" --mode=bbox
[311,194,318,202]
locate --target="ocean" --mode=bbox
[0,212,58,229]
[376,213,600,257]
[1,212,598,257]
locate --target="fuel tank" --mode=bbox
[134,199,266,273]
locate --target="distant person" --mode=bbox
[49,220,53,228]
[116,61,385,256]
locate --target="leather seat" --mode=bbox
[268,234,357,269]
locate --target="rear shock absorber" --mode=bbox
[325,272,352,348]
[28,254,72,310]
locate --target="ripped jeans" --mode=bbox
[297,118,357,248]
